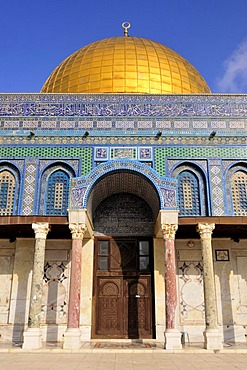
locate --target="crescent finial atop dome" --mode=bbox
[122,22,131,37]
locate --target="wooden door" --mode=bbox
[93,238,153,339]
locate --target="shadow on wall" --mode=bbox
[214,243,235,343]
[0,241,16,341]
[9,239,34,343]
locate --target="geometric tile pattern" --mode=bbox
[209,161,225,216]
[41,261,70,325]
[0,147,92,174]
[22,160,38,215]
[0,143,245,160]
[154,148,166,176]
[155,146,247,160]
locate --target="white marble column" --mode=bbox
[197,223,223,349]
[162,223,182,350]
[63,222,87,349]
[23,222,50,349]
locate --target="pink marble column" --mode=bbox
[68,223,87,328]
[63,222,87,349]
[162,224,178,329]
[162,223,181,349]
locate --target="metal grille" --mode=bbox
[231,171,247,216]
[178,171,200,216]
[0,170,16,215]
[46,171,69,215]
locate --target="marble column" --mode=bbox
[63,222,87,349]
[22,222,50,349]
[162,223,182,350]
[197,223,223,349]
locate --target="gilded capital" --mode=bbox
[162,224,178,239]
[197,223,215,239]
[32,222,50,239]
[69,223,87,239]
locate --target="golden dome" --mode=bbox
[41,35,211,94]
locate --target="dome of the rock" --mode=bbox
[41,29,210,94]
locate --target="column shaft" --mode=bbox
[197,223,223,349]
[197,223,218,329]
[67,223,87,329]
[164,238,177,329]
[67,238,83,328]
[29,223,50,328]
[162,223,181,349]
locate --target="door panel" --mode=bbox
[125,277,152,338]
[96,278,122,336]
[93,238,154,339]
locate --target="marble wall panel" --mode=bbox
[214,240,247,342]
[8,239,34,342]
[178,261,205,325]
[41,248,71,326]
[236,257,247,324]
[80,238,94,341]
[0,253,14,324]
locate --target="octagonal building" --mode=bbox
[0,24,246,351]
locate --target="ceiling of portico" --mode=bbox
[87,170,160,220]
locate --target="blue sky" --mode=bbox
[1,0,247,93]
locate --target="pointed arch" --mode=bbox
[172,163,208,216]
[226,163,247,216]
[0,163,20,215]
[39,163,75,215]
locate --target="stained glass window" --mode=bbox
[0,170,16,215]
[178,171,200,216]
[46,170,70,216]
[231,171,247,216]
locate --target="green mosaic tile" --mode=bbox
[154,147,247,175]
[81,148,92,176]
[0,147,93,175]
[154,148,166,176]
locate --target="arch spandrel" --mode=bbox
[69,160,177,215]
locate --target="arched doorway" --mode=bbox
[88,170,160,339]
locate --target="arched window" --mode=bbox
[45,170,70,216]
[231,170,247,216]
[177,170,201,216]
[0,170,16,215]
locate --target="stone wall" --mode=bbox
[0,236,246,343]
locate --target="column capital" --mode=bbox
[32,222,50,239]
[162,223,178,239]
[197,223,215,239]
[69,223,87,239]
